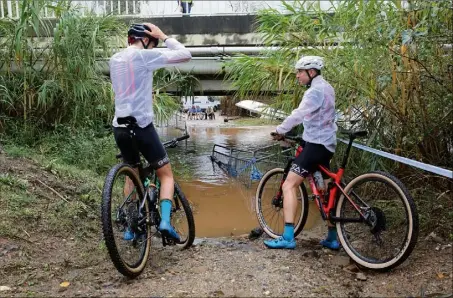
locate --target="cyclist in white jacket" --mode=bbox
[264,56,339,250]
[110,23,192,242]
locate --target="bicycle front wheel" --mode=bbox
[173,182,195,249]
[336,171,419,271]
[255,168,309,238]
[101,163,151,278]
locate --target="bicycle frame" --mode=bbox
[115,130,190,245]
[281,133,369,224]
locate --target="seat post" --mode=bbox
[341,136,355,169]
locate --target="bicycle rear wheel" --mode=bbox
[336,171,419,271]
[173,182,195,249]
[255,168,309,238]
[101,163,151,278]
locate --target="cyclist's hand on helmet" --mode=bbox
[143,23,167,41]
[270,131,284,141]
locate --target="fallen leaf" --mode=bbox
[437,272,445,279]
[60,281,70,287]
[0,286,12,292]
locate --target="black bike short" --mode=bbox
[113,122,170,170]
[290,140,333,178]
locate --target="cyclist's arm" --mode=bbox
[161,38,192,64]
[140,38,192,70]
[275,87,324,134]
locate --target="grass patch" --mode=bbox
[0,145,104,239]
[229,117,280,126]
[0,127,191,239]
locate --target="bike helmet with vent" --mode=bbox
[295,56,324,86]
[295,56,324,70]
[127,24,159,49]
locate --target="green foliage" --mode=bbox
[0,0,200,138]
[0,173,29,190]
[224,0,453,236]
[225,0,453,168]
[0,1,122,130]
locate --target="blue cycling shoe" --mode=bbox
[123,228,135,241]
[320,239,341,250]
[159,220,180,242]
[264,237,296,249]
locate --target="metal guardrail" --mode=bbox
[0,0,290,18]
[0,1,416,19]
[0,1,415,19]
[339,138,453,179]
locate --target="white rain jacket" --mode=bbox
[276,76,337,152]
[110,38,192,127]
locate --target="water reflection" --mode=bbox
[155,125,321,237]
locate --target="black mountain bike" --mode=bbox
[101,119,195,278]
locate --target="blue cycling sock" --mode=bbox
[160,199,172,223]
[326,226,337,242]
[283,223,294,241]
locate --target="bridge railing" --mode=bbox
[0,1,413,19]
[0,0,293,18]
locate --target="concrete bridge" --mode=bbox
[0,1,349,94]
[3,14,280,95]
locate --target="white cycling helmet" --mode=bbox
[295,56,324,70]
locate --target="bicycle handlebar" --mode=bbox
[270,132,304,144]
[163,134,190,148]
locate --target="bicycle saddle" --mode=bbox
[117,116,138,127]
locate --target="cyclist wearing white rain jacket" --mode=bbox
[109,23,191,242]
[265,56,340,251]
[275,75,337,153]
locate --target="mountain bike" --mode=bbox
[101,118,195,278]
[255,130,419,271]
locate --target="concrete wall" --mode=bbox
[127,15,258,35]
[16,15,263,46]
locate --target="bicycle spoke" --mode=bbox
[256,169,306,237]
[110,171,148,268]
[339,176,412,266]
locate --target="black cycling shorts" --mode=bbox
[290,141,333,178]
[113,122,170,170]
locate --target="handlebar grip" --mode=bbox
[176,134,190,142]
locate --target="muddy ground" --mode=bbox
[1,113,452,298]
[1,231,452,297]
[0,152,452,297]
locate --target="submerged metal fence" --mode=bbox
[210,143,293,187]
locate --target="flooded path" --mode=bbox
[156,116,322,237]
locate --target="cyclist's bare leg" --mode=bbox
[264,172,304,249]
[124,168,138,200]
[156,163,175,203]
[281,172,305,223]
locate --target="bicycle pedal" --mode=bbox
[161,235,176,247]
[166,238,176,245]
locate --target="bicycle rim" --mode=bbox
[255,168,308,238]
[101,164,151,278]
[336,171,419,271]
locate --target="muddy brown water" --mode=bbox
[156,125,322,237]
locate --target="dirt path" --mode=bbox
[1,232,452,297]
[0,145,452,297]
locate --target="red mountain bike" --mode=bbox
[255,130,419,271]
